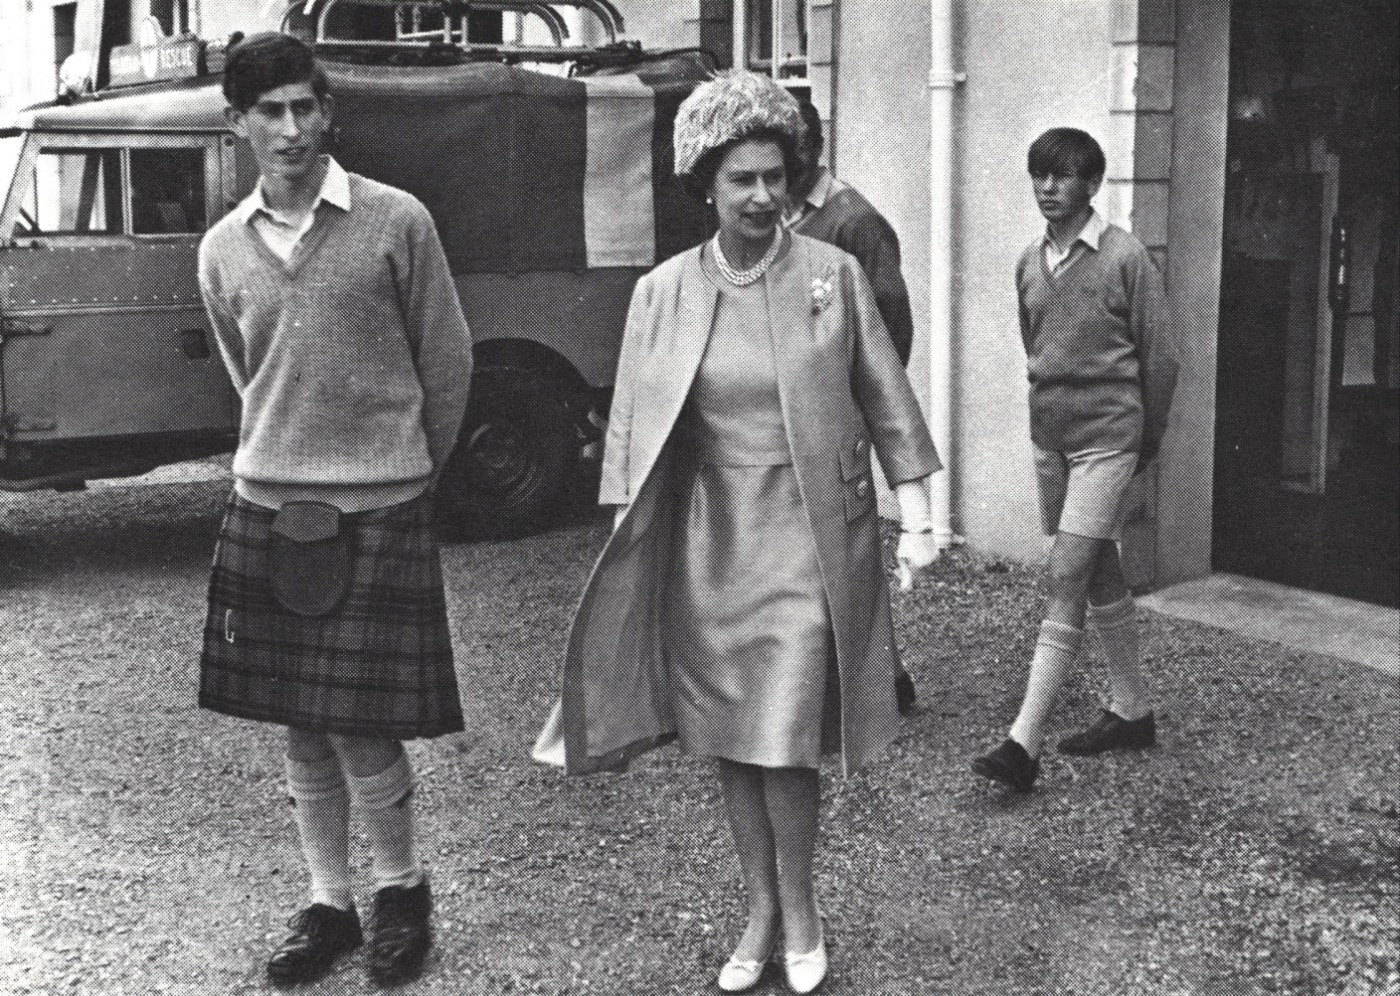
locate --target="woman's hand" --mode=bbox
[896,529,940,591]
[894,477,937,590]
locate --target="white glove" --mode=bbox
[896,529,940,591]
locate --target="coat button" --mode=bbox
[855,479,870,498]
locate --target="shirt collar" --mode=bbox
[237,157,351,225]
[1043,208,1107,254]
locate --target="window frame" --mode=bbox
[733,0,810,85]
[4,131,222,244]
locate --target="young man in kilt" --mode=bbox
[196,33,472,987]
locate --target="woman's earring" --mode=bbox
[706,195,714,204]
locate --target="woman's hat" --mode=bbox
[672,70,805,178]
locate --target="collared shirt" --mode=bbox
[1043,208,1108,275]
[783,165,849,228]
[236,157,351,262]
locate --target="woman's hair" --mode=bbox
[682,127,804,201]
[223,32,329,113]
[672,70,805,199]
[1027,127,1106,181]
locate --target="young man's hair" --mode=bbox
[223,32,329,112]
[1027,128,1106,181]
[797,99,825,160]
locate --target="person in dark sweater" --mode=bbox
[972,128,1179,793]
[196,34,472,987]
[787,99,922,717]
[786,100,915,366]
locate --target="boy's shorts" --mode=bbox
[1034,446,1138,540]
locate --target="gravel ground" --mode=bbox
[1,473,1397,996]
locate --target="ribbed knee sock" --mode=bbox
[1009,620,1084,757]
[1088,595,1151,720]
[346,751,423,892]
[285,755,354,911]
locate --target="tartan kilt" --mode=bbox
[199,491,464,739]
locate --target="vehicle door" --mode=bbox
[0,131,238,445]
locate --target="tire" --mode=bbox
[437,364,577,540]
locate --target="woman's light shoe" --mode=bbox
[783,933,827,994]
[716,951,769,993]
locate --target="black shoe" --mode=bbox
[895,670,918,716]
[1058,709,1156,756]
[366,878,432,987]
[266,903,362,988]
[971,738,1039,793]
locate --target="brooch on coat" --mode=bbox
[811,270,836,314]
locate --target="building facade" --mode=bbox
[3,0,1395,607]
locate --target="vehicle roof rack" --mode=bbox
[273,0,634,66]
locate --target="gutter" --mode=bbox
[928,1,964,550]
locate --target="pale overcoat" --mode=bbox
[560,234,940,775]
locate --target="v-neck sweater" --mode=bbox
[198,173,473,511]
[1014,222,1178,457]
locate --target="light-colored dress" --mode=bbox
[665,261,839,768]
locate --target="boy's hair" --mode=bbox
[223,32,329,112]
[1027,128,1106,181]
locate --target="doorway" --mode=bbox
[1214,0,1399,607]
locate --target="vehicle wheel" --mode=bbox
[437,364,576,539]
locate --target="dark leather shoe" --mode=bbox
[895,670,918,716]
[366,878,432,987]
[1058,709,1156,756]
[266,903,362,988]
[972,738,1039,793]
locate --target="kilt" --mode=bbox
[199,491,464,739]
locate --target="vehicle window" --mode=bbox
[130,148,207,234]
[28,148,125,234]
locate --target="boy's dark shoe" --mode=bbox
[266,903,363,988]
[971,738,1039,793]
[1058,709,1156,756]
[895,670,918,716]
[366,878,432,987]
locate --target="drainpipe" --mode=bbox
[928,1,963,550]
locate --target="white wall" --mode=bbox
[950,0,1115,561]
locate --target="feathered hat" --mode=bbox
[672,70,805,178]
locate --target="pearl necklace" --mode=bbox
[712,231,782,286]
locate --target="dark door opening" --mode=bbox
[1214,0,1399,608]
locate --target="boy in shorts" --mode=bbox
[972,128,1179,793]
[196,33,472,985]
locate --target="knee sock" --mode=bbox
[346,751,423,892]
[1088,595,1151,720]
[1009,621,1084,757]
[285,755,354,911]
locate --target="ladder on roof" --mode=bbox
[271,0,629,62]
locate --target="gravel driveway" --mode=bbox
[2,474,1396,995]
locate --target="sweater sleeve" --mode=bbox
[837,207,915,365]
[197,234,250,394]
[1128,247,1179,465]
[398,200,474,473]
[845,257,942,486]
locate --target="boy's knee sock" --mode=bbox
[1009,621,1084,757]
[346,751,423,892]
[286,755,354,911]
[1088,595,1151,720]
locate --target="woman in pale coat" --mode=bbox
[538,71,941,993]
